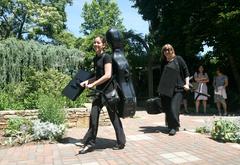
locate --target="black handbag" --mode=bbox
[100,77,120,105]
[145,97,163,114]
[104,88,120,104]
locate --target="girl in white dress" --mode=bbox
[194,65,209,114]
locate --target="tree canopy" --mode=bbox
[80,0,124,35]
[0,0,72,40]
[76,0,126,67]
[131,0,240,94]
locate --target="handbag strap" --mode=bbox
[101,75,117,92]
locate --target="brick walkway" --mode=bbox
[0,111,240,165]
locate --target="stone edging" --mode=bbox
[0,105,110,130]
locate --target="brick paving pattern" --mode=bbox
[0,111,240,165]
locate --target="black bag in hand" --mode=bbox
[145,97,163,114]
[62,69,93,101]
[104,88,120,105]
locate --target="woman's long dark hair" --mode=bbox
[95,35,107,48]
[196,65,207,75]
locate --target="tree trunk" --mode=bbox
[228,54,240,93]
[148,54,153,98]
[17,13,27,39]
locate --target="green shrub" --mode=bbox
[32,120,65,141]
[0,92,10,110]
[0,82,29,110]
[196,118,240,143]
[0,68,89,110]
[3,118,65,145]
[196,126,211,134]
[27,68,89,108]
[4,117,33,137]
[211,119,240,143]
[37,94,66,125]
[24,68,69,98]
[4,117,33,146]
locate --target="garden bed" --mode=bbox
[0,107,110,130]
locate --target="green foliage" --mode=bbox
[4,117,33,137]
[77,0,126,69]
[132,0,240,99]
[0,82,31,110]
[196,126,211,134]
[196,118,240,143]
[195,118,213,134]
[211,119,240,143]
[0,93,8,110]
[0,68,88,110]
[0,0,72,40]
[25,68,70,98]
[4,133,33,146]
[124,30,149,68]
[37,94,66,125]
[132,0,240,60]
[80,0,124,35]
[32,120,65,141]
[3,117,66,145]
[4,117,33,145]
[24,68,88,109]
[0,38,84,86]
[53,30,78,49]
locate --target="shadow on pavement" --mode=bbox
[95,138,116,149]
[139,126,169,134]
[58,137,79,144]
[58,137,116,149]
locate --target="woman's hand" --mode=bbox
[86,83,95,89]
[200,77,208,83]
[184,77,190,91]
[80,80,88,87]
[183,84,190,91]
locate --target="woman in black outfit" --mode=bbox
[79,36,126,154]
[158,44,190,136]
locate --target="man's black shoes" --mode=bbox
[79,145,94,154]
[112,144,125,150]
